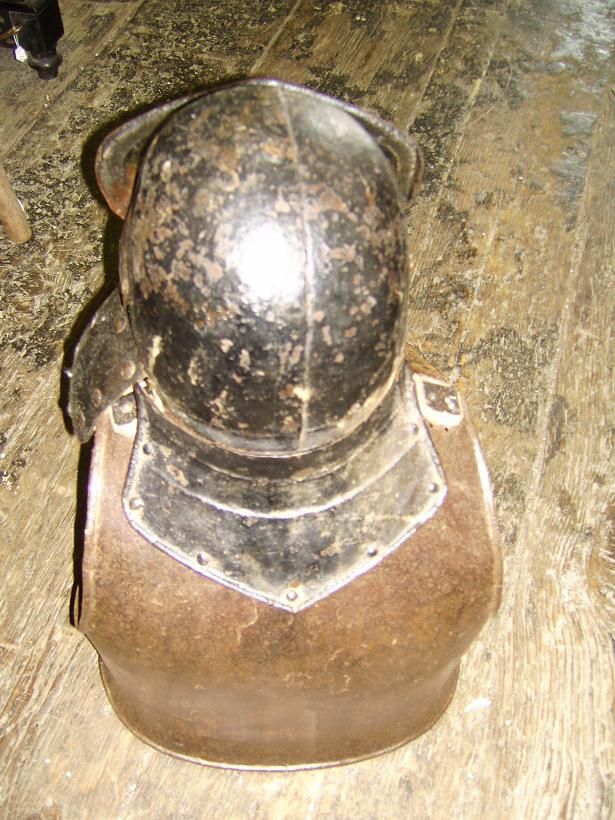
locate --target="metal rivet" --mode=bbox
[143,442,153,455]
[196,552,208,566]
[428,482,439,493]
[120,360,136,380]
[91,388,103,407]
[409,423,419,435]
[367,546,378,557]
[286,590,298,602]
[128,496,144,510]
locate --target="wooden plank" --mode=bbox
[0,0,613,816]
[253,0,482,123]
[395,1,615,815]
[494,83,614,819]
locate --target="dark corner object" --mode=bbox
[0,0,64,79]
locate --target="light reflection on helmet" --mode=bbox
[120,82,415,454]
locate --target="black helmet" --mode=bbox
[69,81,446,611]
[121,81,414,454]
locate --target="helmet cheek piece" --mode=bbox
[68,80,501,770]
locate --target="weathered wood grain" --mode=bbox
[0,0,613,817]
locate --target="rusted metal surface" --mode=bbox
[69,80,501,768]
[95,93,201,219]
[80,389,501,769]
[415,373,464,428]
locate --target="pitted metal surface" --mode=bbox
[120,81,421,455]
[123,366,446,611]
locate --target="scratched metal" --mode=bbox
[123,366,446,611]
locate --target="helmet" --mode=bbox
[121,81,411,454]
[69,80,444,611]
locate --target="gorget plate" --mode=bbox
[123,365,447,612]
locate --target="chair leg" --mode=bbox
[0,163,32,243]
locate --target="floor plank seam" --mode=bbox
[250,0,305,75]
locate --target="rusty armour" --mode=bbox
[68,80,501,769]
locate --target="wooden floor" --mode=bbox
[0,1,613,817]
